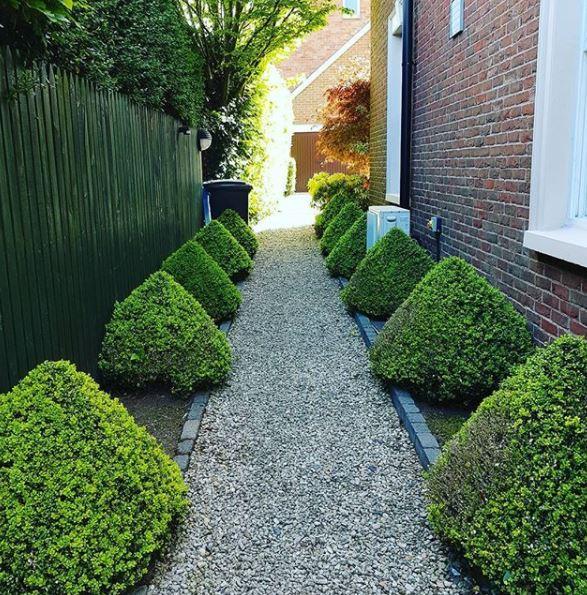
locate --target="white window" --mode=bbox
[343,0,360,18]
[525,0,587,267]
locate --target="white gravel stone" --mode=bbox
[149,226,468,594]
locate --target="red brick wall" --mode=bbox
[277,1,371,83]
[294,32,370,125]
[407,0,587,343]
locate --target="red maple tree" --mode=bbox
[317,78,370,175]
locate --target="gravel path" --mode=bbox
[150,226,466,595]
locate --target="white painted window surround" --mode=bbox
[343,0,360,19]
[524,0,587,268]
[385,2,403,204]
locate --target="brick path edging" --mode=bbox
[337,278,441,469]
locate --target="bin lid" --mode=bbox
[203,179,252,191]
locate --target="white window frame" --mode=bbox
[342,0,361,19]
[524,0,587,267]
[385,3,403,204]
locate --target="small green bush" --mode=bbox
[0,360,187,594]
[217,209,259,258]
[195,220,253,280]
[307,172,368,210]
[161,240,241,321]
[99,271,231,394]
[314,191,350,238]
[286,157,296,196]
[370,257,533,404]
[320,202,363,255]
[341,228,434,318]
[325,213,367,278]
[427,335,587,593]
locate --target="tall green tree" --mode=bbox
[181,0,336,176]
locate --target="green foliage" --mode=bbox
[320,202,362,255]
[325,213,367,278]
[314,191,351,238]
[195,220,253,280]
[370,257,534,404]
[99,271,231,394]
[427,335,587,593]
[307,172,369,210]
[286,157,297,196]
[217,209,259,258]
[0,1,80,52]
[161,240,241,321]
[341,229,434,318]
[47,0,204,124]
[0,360,187,594]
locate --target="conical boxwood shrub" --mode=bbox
[314,191,350,238]
[320,202,363,255]
[217,209,258,258]
[0,360,187,594]
[195,220,253,280]
[162,239,240,321]
[370,257,533,404]
[341,228,434,318]
[326,213,367,278]
[427,336,587,593]
[99,271,231,394]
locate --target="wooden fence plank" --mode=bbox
[0,49,203,391]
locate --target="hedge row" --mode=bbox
[315,189,584,592]
[0,211,258,593]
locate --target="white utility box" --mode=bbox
[367,205,411,249]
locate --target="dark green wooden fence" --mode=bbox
[0,47,203,392]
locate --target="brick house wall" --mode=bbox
[294,33,371,125]
[370,0,587,343]
[278,2,371,84]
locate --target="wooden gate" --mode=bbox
[291,132,351,192]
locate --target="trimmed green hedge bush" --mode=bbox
[161,240,241,321]
[370,257,533,404]
[427,335,587,593]
[195,220,253,280]
[314,191,350,238]
[0,360,187,594]
[217,209,259,258]
[320,202,363,255]
[307,172,368,210]
[341,228,434,318]
[325,213,367,278]
[99,271,231,394]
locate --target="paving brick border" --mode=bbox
[337,278,440,469]
[172,317,234,475]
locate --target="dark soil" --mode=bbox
[114,387,190,457]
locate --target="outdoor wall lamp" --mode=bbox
[177,125,191,136]
[197,129,212,152]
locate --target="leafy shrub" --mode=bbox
[427,335,587,593]
[286,157,296,196]
[320,202,363,255]
[341,229,434,318]
[161,240,241,321]
[99,271,231,394]
[325,213,367,278]
[195,220,253,280]
[317,78,370,175]
[0,360,187,594]
[47,0,204,125]
[307,172,369,210]
[217,209,259,258]
[314,191,351,238]
[370,257,533,404]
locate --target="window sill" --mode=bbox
[523,226,587,268]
